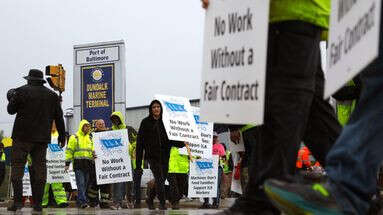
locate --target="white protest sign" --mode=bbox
[230,152,242,194]
[179,107,213,158]
[200,0,269,124]
[69,164,77,190]
[188,155,219,198]
[154,95,202,144]
[46,138,70,183]
[94,130,132,185]
[11,166,32,197]
[22,166,32,196]
[325,0,381,98]
[141,169,154,188]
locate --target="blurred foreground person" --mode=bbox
[7,69,65,212]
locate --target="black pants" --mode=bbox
[133,171,142,203]
[87,164,110,205]
[238,21,341,213]
[168,173,188,204]
[148,161,168,205]
[11,140,47,207]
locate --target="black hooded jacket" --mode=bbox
[7,80,65,143]
[135,100,184,169]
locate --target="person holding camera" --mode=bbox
[7,69,66,212]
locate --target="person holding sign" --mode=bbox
[202,0,342,214]
[42,122,68,208]
[87,119,111,209]
[265,9,383,215]
[136,100,188,210]
[200,132,225,209]
[65,120,93,209]
[109,111,134,210]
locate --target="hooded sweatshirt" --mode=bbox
[136,100,184,170]
[111,111,127,130]
[65,120,94,171]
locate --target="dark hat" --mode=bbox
[23,69,46,83]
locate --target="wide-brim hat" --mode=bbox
[23,69,46,83]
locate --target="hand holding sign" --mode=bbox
[202,0,209,9]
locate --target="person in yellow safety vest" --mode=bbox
[87,119,111,209]
[0,138,12,202]
[0,143,6,188]
[168,145,193,210]
[42,122,68,208]
[109,111,135,210]
[64,120,93,209]
[128,130,145,209]
[220,149,233,199]
[333,77,362,126]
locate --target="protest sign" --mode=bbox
[22,166,32,196]
[179,107,213,158]
[141,169,154,188]
[46,138,70,183]
[69,164,77,190]
[154,95,201,144]
[94,130,132,185]
[200,0,270,124]
[325,0,382,98]
[188,155,219,198]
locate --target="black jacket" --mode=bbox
[136,100,183,169]
[7,81,65,143]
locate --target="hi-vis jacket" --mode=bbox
[270,0,330,29]
[65,120,94,170]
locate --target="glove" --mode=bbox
[135,168,143,176]
[7,89,17,101]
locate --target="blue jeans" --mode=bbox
[113,182,126,204]
[75,169,89,206]
[326,14,383,214]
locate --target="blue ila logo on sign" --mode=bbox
[48,144,63,152]
[101,138,123,149]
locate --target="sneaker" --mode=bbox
[171,202,180,210]
[199,202,211,209]
[80,203,90,209]
[58,203,69,208]
[33,205,43,212]
[7,204,23,211]
[264,179,342,215]
[109,203,121,210]
[159,204,167,210]
[211,203,219,209]
[146,199,155,210]
[99,202,110,209]
[134,202,141,209]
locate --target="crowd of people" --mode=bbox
[2,0,383,214]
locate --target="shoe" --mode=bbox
[100,202,109,209]
[199,202,211,209]
[7,204,23,211]
[211,203,219,209]
[134,202,141,209]
[109,203,121,210]
[80,203,90,209]
[264,179,342,215]
[146,199,155,210]
[42,205,48,208]
[171,201,180,210]
[58,203,69,208]
[88,202,98,208]
[159,204,167,210]
[33,205,43,212]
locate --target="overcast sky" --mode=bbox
[0,0,205,136]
